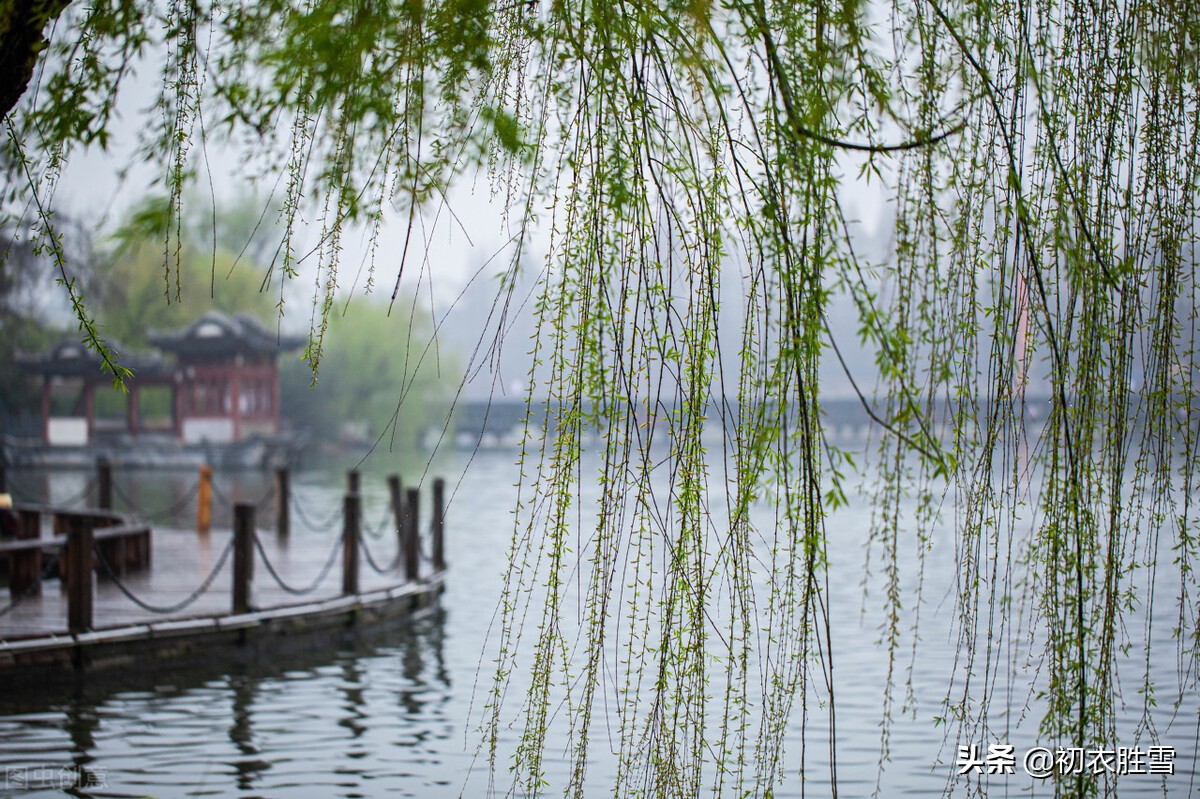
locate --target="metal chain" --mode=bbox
[92,536,234,615]
[357,530,401,575]
[3,465,96,507]
[210,480,274,512]
[255,483,276,510]
[209,479,232,509]
[50,477,98,509]
[359,502,394,540]
[1,474,38,503]
[251,531,342,596]
[289,494,344,531]
[112,480,200,522]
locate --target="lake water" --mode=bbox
[0,448,1196,797]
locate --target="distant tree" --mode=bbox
[0,224,56,350]
[280,295,445,453]
[0,215,94,428]
[93,195,281,349]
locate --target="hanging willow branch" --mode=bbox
[2,0,1198,796]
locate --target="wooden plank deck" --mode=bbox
[0,523,423,640]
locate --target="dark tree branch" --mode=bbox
[0,0,75,122]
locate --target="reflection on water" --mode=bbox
[0,610,453,798]
[0,454,471,799]
[0,450,1197,797]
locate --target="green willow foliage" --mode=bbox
[4,0,1199,795]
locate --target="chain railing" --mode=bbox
[359,502,395,540]
[1,465,446,638]
[357,529,402,575]
[290,494,345,531]
[0,473,38,505]
[28,477,100,510]
[111,480,200,522]
[210,479,275,513]
[93,536,234,615]
[251,531,343,596]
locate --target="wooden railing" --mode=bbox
[0,505,152,631]
[1,464,445,637]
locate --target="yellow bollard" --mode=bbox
[197,465,213,533]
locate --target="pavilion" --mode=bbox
[17,311,303,448]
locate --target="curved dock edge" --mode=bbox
[0,573,446,682]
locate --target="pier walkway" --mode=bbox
[0,464,445,675]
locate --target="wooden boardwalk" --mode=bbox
[0,522,426,640]
[0,467,447,678]
[0,460,446,676]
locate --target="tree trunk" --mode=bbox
[0,0,75,123]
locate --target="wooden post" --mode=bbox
[232,503,254,614]
[67,519,94,634]
[197,465,213,533]
[97,457,113,511]
[10,511,41,598]
[343,492,360,596]
[403,487,420,582]
[431,477,446,572]
[387,475,403,553]
[347,469,360,496]
[8,547,41,599]
[275,468,290,538]
[17,509,39,540]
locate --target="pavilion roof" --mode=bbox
[148,311,304,357]
[15,340,173,380]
